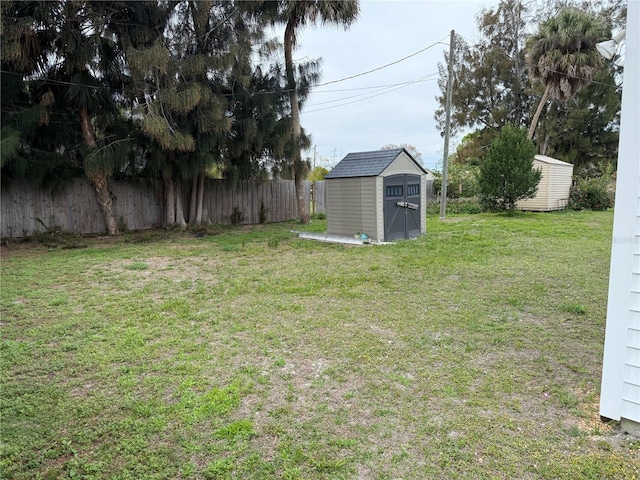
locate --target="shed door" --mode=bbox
[384,174,421,241]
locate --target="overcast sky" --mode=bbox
[287,0,500,171]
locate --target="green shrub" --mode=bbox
[432,164,480,199]
[569,175,614,211]
[478,125,540,211]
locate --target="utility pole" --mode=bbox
[440,30,455,220]
[313,145,317,170]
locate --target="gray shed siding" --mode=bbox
[325,177,379,239]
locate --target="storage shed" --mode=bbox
[516,155,574,211]
[324,148,427,242]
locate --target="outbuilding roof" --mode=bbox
[325,148,426,179]
[534,154,573,166]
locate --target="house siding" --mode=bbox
[600,0,640,426]
[621,234,640,419]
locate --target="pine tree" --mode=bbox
[117,1,276,227]
[478,125,541,211]
[435,0,531,152]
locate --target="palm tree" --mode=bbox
[526,8,607,141]
[278,0,359,224]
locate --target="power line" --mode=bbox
[306,78,439,93]
[304,76,436,114]
[312,38,448,88]
[306,73,439,108]
[0,38,445,99]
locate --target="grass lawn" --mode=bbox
[1,210,639,479]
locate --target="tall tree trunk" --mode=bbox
[79,107,119,235]
[80,107,97,149]
[87,171,119,236]
[195,169,204,224]
[188,169,205,224]
[189,175,198,224]
[163,171,175,228]
[509,5,525,129]
[175,180,187,228]
[527,83,551,141]
[284,22,310,224]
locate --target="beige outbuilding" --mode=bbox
[324,148,427,242]
[516,155,574,211]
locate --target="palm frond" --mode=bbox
[85,138,133,175]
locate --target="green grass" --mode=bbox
[2,211,639,479]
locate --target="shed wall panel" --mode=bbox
[359,179,378,238]
[547,165,573,209]
[420,175,426,234]
[326,178,380,238]
[517,158,573,211]
[517,162,549,210]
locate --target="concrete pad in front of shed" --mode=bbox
[291,231,395,245]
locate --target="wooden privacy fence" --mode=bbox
[1,178,326,238]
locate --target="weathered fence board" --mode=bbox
[1,178,324,238]
[425,179,435,202]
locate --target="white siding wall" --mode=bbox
[547,164,573,210]
[517,157,573,211]
[600,0,640,426]
[517,161,550,210]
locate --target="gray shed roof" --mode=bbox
[325,148,426,179]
